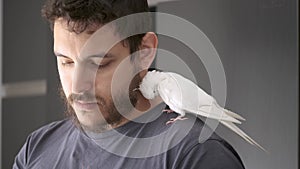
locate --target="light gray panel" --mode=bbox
[157,0,298,169]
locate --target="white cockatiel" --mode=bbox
[139,70,265,151]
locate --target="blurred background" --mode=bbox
[0,0,298,168]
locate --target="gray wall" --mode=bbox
[157,0,298,169]
[1,0,63,168]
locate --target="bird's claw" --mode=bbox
[162,109,174,114]
[166,116,188,125]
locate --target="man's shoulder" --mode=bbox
[170,113,223,143]
[148,112,228,154]
[143,108,226,147]
[32,118,74,134]
[169,113,245,168]
[28,118,77,144]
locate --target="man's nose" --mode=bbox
[72,64,96,94]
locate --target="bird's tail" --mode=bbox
[213,103,246,121]
[220,120,267,152]
[222,108,246,121]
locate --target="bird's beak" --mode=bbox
[133,87,139,92]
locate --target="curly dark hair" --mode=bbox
[41,0,151,54]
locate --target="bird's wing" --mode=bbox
[157,76,186,116]
[158,72,241,123]
[218,106,246,121]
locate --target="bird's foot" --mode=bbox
[162,109,174,114]
[166,116,188,125]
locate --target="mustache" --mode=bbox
[68,92,100,104]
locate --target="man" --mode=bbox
[13,0,245,168]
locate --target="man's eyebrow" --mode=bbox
[54,51,115,59]
[54,52,69,58]
[86,53,114,59]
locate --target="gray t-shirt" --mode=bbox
[13,103,245,169]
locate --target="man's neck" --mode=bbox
[109,91,163,129]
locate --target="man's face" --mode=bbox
[53,19,139,132]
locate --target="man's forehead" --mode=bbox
[54,18,124,59]
[53,19,91,43]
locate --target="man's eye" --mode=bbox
[61,61,74,66]
[98,63,109,69]
[88,60,110,69]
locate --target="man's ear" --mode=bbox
[138,32,158,69]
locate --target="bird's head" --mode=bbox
[138,70,165,99]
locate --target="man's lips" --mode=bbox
[73,100,99,111]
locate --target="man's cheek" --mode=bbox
[59,76,71,98]
[95,80,111,97]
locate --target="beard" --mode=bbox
[60,73,141,133]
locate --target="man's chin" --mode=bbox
[78,114,110,132]
[75,109,125,132]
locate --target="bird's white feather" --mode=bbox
[157,72,241,123]
[139,70,265,151]
[220,121,267,152]
[139,70,166,99]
